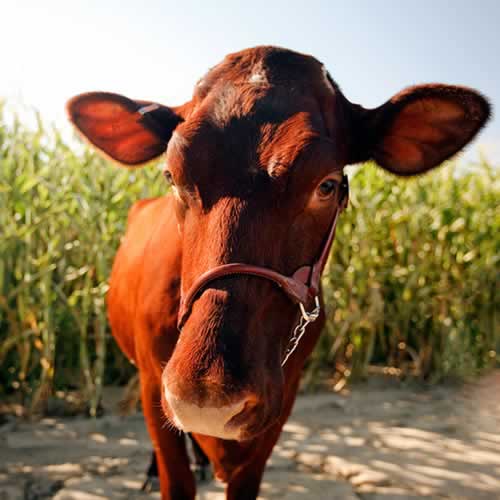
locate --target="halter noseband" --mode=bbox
[135,103,349,365]
[176,176,349,365]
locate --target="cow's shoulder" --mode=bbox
[108,194,180,364]
[127,196,166,228]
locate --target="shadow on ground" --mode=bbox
[1,372,499,499]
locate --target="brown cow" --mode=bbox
[67,46,490,499]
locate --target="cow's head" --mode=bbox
[67,46,490,441]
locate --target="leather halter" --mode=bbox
[135,103,349,363]
[177,176,349,346]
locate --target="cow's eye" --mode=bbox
[163,170,174,185]
[317,178,337,198]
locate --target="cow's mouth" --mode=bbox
[224,402,276,441]
[161,384,277,441]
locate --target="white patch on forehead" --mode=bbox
[249,71,267,85]
[267,159,281,178]
[321,65,335,94]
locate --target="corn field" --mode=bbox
[0,106,499,415]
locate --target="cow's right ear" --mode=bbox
[66,92,184,167]
[344,84,490,176]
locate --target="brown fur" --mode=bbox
[66,46,490,499]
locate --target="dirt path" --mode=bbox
[1,371,499,500]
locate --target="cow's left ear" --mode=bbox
[347,84,491,175]
[66,92,184,167]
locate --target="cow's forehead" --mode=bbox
[194,46,335,100]
[178,46,339,147]
[168,47,341,186]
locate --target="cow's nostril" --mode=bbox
[224,399,248,422]
[224,396,259,430]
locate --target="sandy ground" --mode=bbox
[1,371,499,500]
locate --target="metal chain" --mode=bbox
[281,296,321,366]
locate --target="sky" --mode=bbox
[1,0,499,162]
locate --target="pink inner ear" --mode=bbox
[79,101,127,120]
[377,96,476,174]
[398,98,466,121]
[68,95,168,166]
[388,98,466,146]
[77,114,138,139]
[390,120,447,144]
[113,130,163,164]
[381,136,425,170]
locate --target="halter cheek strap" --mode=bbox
[176,175,349,364]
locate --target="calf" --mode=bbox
[67,46,490,499]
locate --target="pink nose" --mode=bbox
[164,387,256,440]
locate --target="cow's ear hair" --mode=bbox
[66,92,184,167]
[346,84,491,176]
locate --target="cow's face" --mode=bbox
[67,46,490,441]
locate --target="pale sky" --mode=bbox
[1,0,499,161]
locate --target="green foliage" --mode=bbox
[0,108,498,413]
[0,108,163,414]
[317,162,499,383]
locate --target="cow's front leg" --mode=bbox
[141,450,159,492]
[141,376,196,500]
[224,428,282,500]
[225,457,267,500]
[225,375,301,500]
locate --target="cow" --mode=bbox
[66,46,490,499]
